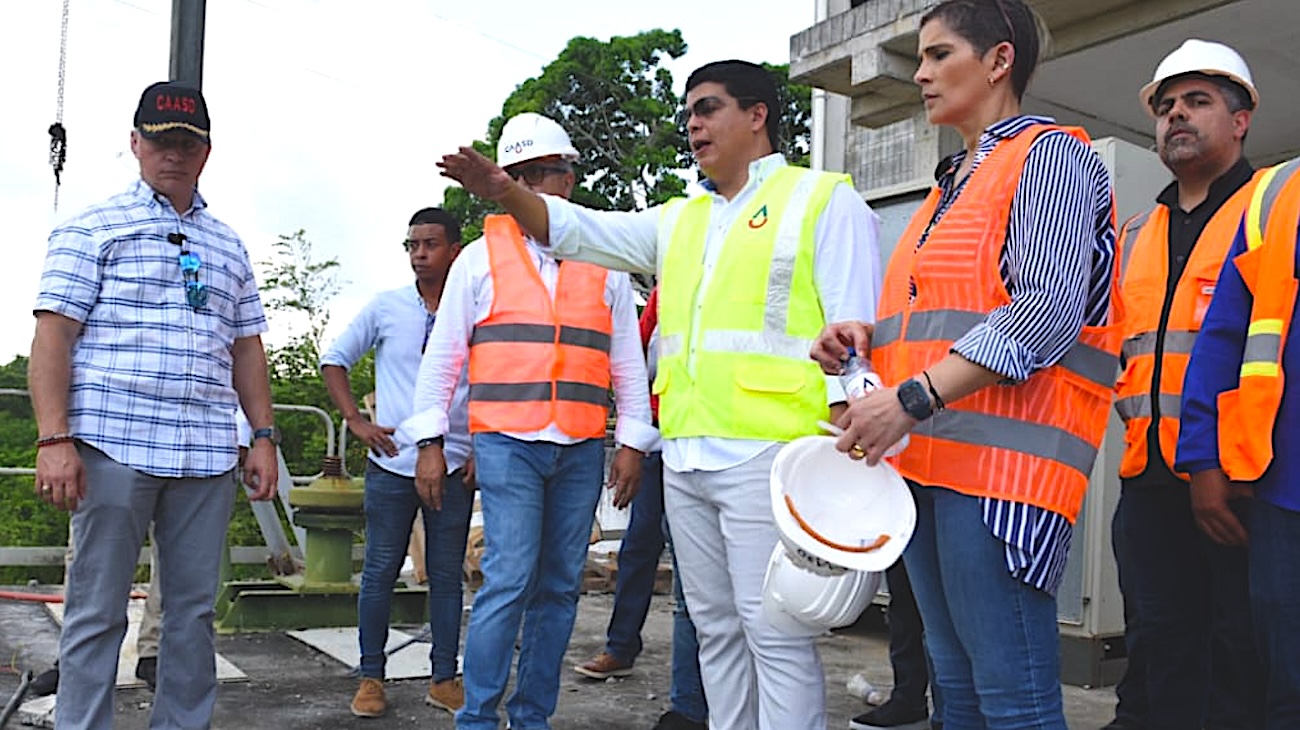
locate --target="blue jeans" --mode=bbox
[358,461,472,682]
[1249,499,1300,729]
[902,484,1065,730]
[1112,481,1262,729]
[605,452,667,664]
[665,515,708,724]
[456,434,606,730]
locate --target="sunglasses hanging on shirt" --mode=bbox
[168,232,209,309]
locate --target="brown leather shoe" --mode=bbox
[350,677,387,718]
[426,676,464,713]
[573,651,634,680]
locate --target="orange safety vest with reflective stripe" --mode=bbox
[467,215,613,438]
[1114,171,1264,479]
[1219,157,1300,481]
[873,124,1122,522]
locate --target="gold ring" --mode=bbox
[849,445,866,458]
[41,484,53,493]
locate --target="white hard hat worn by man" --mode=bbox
[1139,38,1258,114]
[496,112,580,170]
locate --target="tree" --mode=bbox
[443,28,690,243]
[443,34,814,244]
[258,230,344,381]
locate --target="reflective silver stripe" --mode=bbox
[1119,211,1151,279]
[558,326,611,352]
[915,410,1099,475]
[901,310,983,343]
[1057,343,1119,389]
[470,382,551,402]
[1115,393,1182,421]
[1121,330,1197,359]
[1243,332,1284,365]
[556,381,611,405]
[659,332,683,359]
[470,324,610,352]
[471,323,554,345]
[762,171,821,338]
[1260,158,1300,227]
[700,329,815,360]
[874,314,902,347]
[657,199,689,281]
[881,308,1116,385]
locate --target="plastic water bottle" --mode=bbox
[838,348,909,456]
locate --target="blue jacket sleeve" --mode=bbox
[1174,223,1254,474]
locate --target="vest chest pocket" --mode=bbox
[735,361,808,395]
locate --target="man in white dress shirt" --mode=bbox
[437,60,882,730]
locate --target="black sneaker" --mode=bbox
[849,700,930,730]
[28,664,59,696]
[651,710,707,730]
[135,656,157,691]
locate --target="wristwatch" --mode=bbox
[897,380,935,421]
[417,435,444,449]
[252,426,281,445]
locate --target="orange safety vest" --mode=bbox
[1219,158,1300,481]
[1114,171,1263,479]
[873,124,1122,522]
[466,215,613,438]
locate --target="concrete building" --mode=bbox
[789,0,1299,687]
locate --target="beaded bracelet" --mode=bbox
[35,433,75,448]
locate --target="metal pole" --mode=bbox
[169,0,206,88]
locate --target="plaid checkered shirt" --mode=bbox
[34,179,268,478]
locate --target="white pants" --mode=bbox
[664,446,827,730]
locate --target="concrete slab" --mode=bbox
[0,591,1119,728]
[287,626,449,680]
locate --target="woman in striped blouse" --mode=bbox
[812,1,1121,728]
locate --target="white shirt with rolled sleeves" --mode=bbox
[542,154,882,472]
[323,284,472,475]
[401,233,659,454]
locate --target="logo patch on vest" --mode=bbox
[748,204,769,229]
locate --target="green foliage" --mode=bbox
[443,140,501,244]
[258,229,344,375]
[764,63,814,168]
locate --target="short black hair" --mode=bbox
[408,207,461,244]
[921,0,1044,100]
[685,60,780,153]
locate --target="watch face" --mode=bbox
[898,380,933,420]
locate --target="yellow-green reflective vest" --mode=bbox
[653,165,848,441]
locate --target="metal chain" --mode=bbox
[49,0,70,210]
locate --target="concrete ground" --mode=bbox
[0,591,1117,729]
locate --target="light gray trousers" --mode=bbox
[56,444,235,730]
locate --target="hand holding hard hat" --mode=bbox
[763,435,916,636]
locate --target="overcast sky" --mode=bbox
[0,0,814,361]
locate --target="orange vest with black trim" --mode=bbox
[1219,158,1300,481]
[872,125,1122,522]
[1114,171,1264,480]
[467,215,613,439]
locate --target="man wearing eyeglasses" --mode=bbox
[438,61,882,730]
[320,207,474,718]
[404,112,658,730]
[28,81,278,730]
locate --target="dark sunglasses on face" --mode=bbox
[168,232,209,309]
[506,163,570,185]
[676,95,760,128]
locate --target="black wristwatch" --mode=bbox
[897,380,935,421]
[252,426,281,445]
[417,435,444,449]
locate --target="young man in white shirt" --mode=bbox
[321,208,473,718]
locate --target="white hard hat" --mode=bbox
[1139,39,1258,116]
[761,543,880,637]
[770,436,915,573]
[496,112,580,168]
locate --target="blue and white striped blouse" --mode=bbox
[918,115,1116,596]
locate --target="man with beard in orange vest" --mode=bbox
[1107,40,1266,730]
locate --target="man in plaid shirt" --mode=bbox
[28,81,278,730]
